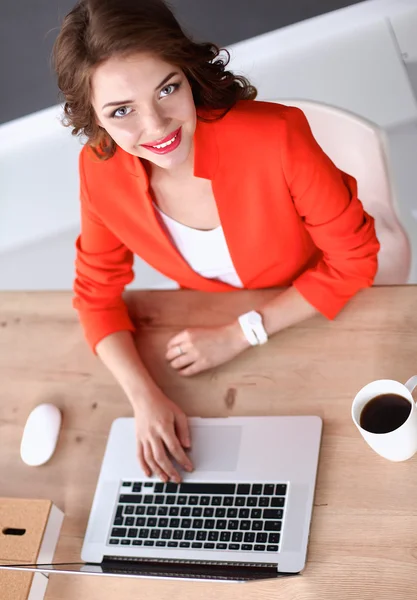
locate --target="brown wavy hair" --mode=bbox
[52,0,257,160]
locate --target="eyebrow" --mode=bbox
[101,71,180,110]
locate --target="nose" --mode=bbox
[139,105,170,143]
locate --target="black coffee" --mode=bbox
[360,393,412,434]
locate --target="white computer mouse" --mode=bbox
[20,403,62,466]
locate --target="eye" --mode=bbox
[111,106,133,119]
[160,83,180,98]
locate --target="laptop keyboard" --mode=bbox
[108,481,287,553]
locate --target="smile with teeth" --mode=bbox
[152,133,178,149]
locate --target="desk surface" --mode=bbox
[1,287,417,599]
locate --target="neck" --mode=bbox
[148,145,194,183]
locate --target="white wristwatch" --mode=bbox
[238,310,268,346]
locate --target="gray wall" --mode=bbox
[0,0,363,124]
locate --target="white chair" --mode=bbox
[272,99,411,285]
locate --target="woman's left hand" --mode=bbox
[166,323,250,376]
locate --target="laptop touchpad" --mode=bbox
[186,426,242,472]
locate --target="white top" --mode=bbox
[154,205,243,288]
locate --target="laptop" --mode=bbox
[1,415,322,582]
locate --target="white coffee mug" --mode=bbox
[352,376,417,461]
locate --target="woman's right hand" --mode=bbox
[132,388,193,483]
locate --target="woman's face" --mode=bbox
[91,52,197,171]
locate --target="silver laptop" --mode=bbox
[2,415,322,582]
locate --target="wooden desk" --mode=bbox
[1,287,417,599]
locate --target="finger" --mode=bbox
[137,442,151,477]
[178,362,204,377]
[167,330,189,349]
[166,343,191,362]
[170,354,195,370]
[163,432,193,472]
[143,441,169,483]
[174,411,192,450]
[150,438,182,483]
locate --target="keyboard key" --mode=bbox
[239,509,249,519]
[216,543,227,550]
[169,518,180,528]
[251,484,262,495]
[128,528,138,538]
[256,532,267,543]
[254,544,266,551]
[211,497,221,506]
[204,519,215,529]
[185,531,195,541]
[166,483,179,493]
[237,484,250,495]
[178,496,187,505]
[192,519,203,529]
[252,521,263,531]
[144,482,153,488]
[158,518,169,528]
[155,495,165,504]
[192,542,203,549]
[144,495,154,504]
[220,531,231,542]
[147,518,157,527]
[247,497,257,507]
[271,497,285,508]
[251,509,262,519]
[232,532,243,542]
[263,509,283,520]
[188,496,199,505]
[267,545,279,552]
[229,543,240,550]
[234,497,245,506]
[154,483,164,493]
[228,520,239,530]
[135,506,146,515]
[157,507,168,516]
[144,540,154,546]
[125,506,134,515]
[244,532,255,542]
[169,507,180,516]
[204,542,215,549]
[216,520,227,530]
[121,539,131,545]
[116,506,124,518]
[181,519,192,528]
[122,482,132,487]
[192,507,203,517]
[133,540,143,546]
[179,483,236,495]
[241,520,251,530]
[275,484,287,496]
[201,496,210,505]
[259,497,270,507]
[227,508,237,518]
[109,539,119,545]
[120,494,145,504]
[139,529,149,538]
[136,517,146,527]
[180,507,191,517]
[197,531,207,541]
[168,541,179,547]
[263,484,275,495]
[223,497,233,506]
[125,517,135,527]
[166,496,176,505]
[215,508,226,518]
[208,531,219,541]
[180,542,191,548]
[203,508,214,517]
[113,517,123,526]
[161,530,172,540]
[173,530,184,540]
[132,484,142,493]
[156,541,167,547]
[146,506,157,516]
[268,533,280,544]
[111,528,127,537]
[150,530,160,539]
[242,544,253,551]
[264,521,282,532]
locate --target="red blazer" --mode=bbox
[75,100,379,350]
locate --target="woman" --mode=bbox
[53,0,379,483]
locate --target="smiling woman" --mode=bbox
[52,0,379,482]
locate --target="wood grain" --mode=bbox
[1,287,417,599]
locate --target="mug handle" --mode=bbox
[405,376,417,395]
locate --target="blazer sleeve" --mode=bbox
[281,107,380,319]
[73,150,135,351]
